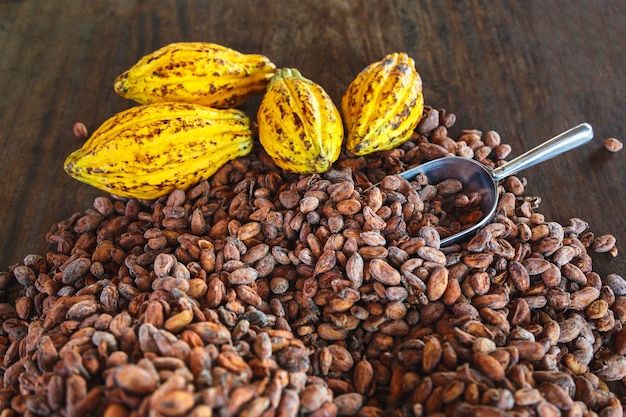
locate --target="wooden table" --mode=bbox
[0,0,624,281]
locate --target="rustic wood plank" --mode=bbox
[0,0,623,280]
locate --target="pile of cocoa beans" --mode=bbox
[0,106,624,417]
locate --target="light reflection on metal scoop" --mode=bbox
[397,123,594,246]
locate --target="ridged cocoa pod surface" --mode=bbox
[341,52,424,156]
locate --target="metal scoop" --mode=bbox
[398,123,594,246]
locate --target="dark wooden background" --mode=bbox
[0,0,624,280]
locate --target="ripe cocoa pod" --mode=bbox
[114,42,276,108]
[64,102,253,199]
[341,52,424,156]
[257,68,343,174]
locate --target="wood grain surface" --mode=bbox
[0,0,624,281]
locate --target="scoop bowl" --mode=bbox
[397,123,594,246]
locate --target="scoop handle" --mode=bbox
[491,123,594,182]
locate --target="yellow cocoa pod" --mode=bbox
[114,42,276,109]
[257,68,343,174]
[64,102,253,199]
[341,52,424,156]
